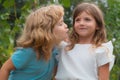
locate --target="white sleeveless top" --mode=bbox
[55,41,115,80]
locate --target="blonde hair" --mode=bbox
[16,4,64,60]
[68,2,107,50]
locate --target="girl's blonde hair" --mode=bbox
[16,4,64,60]
[68,2,107,50]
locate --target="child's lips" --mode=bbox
[79,28,87,30]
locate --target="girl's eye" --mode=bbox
[84,18,91,21]
[59,22,63,26]
[75,18,80,22]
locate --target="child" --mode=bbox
[0,4,68,80]
[55,2,115,80]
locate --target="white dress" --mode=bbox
[55,41,115,80]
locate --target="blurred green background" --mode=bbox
[0,0,120,80]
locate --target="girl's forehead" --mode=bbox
[77,11,91,17]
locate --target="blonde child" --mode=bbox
[0,4,68,80]
[55,2,115,80]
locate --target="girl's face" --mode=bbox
[53,17,69,42]
[74,11,98,40]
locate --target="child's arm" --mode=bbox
[0,58,15,80]
[98,63,109,80]
[52,66,57,80]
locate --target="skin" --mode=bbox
[98,63,109,80]
[53,17,68,42]
[74,12,109,80]
[0,58,15,80]
[74,12,98,44]
[0,16,68,80]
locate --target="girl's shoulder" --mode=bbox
[95,41,115,70]
[102,41,113,50]
[16,47,33,50]
[95,41,113,54]
[15,47,35,55]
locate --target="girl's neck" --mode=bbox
[78,37,92,44]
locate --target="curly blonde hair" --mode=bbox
[16,4,64,60]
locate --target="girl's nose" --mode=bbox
[79,20,84,25]
[64,23,68,28]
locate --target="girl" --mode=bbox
[55,2,115,80]
[0,4,68,80]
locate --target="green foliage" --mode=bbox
[104,0,120,80]
[3,0,15,8]
[0,0,120,80]
[0,0,31,67]
[60,0,71,8]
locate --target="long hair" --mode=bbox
[68,2,107,50]
[16,4,64,60]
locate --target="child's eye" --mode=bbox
[59,22,64,26]
[75,18,80,22]
[59,22,63,26]
[84,18,91,21]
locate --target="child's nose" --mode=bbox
[64,23,68,28]
[79,20,85,25]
